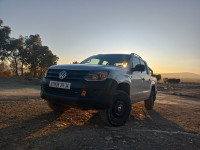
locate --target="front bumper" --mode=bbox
[41,78,117,109]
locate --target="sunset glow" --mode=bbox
[0,0,199,74]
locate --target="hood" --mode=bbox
[49,64,125,71]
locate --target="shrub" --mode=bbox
[152,74,161,81]
[163,78,168,83]
[0,62,12,76]
[163,78,180,84]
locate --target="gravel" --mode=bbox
[0,78,200,150]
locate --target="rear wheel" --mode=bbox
[100,90,131,126]
[144,90,155,110]
[47,101,69,112]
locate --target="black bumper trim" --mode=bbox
[41,78,118,109]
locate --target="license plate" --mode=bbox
[49,81,71,89]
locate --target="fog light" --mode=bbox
[81,90,86,96]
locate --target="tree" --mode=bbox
[25,42,58,77]
[25,35,42,77]
[6,37,23,76]
[72,61,79,64]
[38,46,58,76]
[19,43,29,76]
[25,34,42,49]
[0,19,11,61]
[163,78,180,84]
[23,35,58,77]
[153,74,161,81]
[0,20,59,77]
[0,61,12,76]
[0,20,27,76]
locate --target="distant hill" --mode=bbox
[159,72,200,83]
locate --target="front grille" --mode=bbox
[43,85,81,97]
[46,69,88,80]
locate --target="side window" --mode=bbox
[132,57,140,68]
[102,61,109,65]
[140,60,148,74]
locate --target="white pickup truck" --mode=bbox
[41,53,157,126]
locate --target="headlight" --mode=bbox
[85,71,109,81]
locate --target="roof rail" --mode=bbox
[131,53,142,59]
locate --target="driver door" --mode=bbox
[130,57,145,102]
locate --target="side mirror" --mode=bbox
[132,64,145,72]
[149,67,153,76]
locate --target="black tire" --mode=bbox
[100,90,131,126]
[47,101,69,112]
[144,90,155,110]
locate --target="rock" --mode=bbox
[134,122,140,125]
[105,136,112,141]
[0,141,8,147]
[112,130,117,134]
[20,126,26,128]
[122,140,126,144]
[104,126,112,129]
[126,134,135,139]
[114,135,123,139]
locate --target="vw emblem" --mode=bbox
[59,71,67,79]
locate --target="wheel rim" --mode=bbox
[112,99,126,117]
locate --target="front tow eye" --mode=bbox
[81,90,87,96]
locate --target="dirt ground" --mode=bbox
[0,78,200,150]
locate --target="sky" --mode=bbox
[0,0,200,74]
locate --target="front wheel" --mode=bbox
[144,90,155,110]
[100,90,131,126]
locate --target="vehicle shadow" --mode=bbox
[129,104,185,132]
[0,111,62,148]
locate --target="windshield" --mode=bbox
[80,54,131,67]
